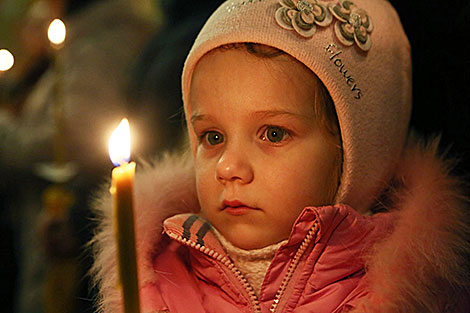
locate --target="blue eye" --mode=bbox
[205,131,224,145]
[262,126,287,143]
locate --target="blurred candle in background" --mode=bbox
[0,48,14,105]
[47,18,67,165]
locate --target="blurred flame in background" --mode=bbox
[0,49,14,71]
[47,19,66,46]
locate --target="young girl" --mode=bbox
[91,0,470,312]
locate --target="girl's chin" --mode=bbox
[222,230,286,250]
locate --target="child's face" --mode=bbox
[189,48,340,250]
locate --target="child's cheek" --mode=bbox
[194,154,217,186]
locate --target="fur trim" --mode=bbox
[89,152,199,313]
[90,135,470,313]
[352,135,470,312]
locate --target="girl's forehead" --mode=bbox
[188,48,318,116]
[195,47,309,78]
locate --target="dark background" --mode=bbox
[392,0,470,178]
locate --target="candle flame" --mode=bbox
[109,119,131,166]
[47,19,66,46]
[0,49,14,71]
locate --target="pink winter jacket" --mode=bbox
[91,137,470,313]
[145,205,393,313]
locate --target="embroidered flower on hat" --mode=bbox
[328,0,373,51]
[275,0,333,38]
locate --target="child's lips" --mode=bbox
[222,200,258,215]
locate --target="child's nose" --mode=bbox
[216,148,254,185]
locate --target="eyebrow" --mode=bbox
[251,110,311,120]
[190,113,208,125]
[191,110,309,122]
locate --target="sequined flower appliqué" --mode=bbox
[275,0,333,37]
[328,0,373,51]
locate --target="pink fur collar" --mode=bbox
[351,136,470,312]
[90,136,469,313]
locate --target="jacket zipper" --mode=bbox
[167,221,318,313]
[167,232,262,312]
[269,222,318,313]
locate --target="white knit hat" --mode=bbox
[182,0,412,212]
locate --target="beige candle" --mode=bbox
[109,118,140,313]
